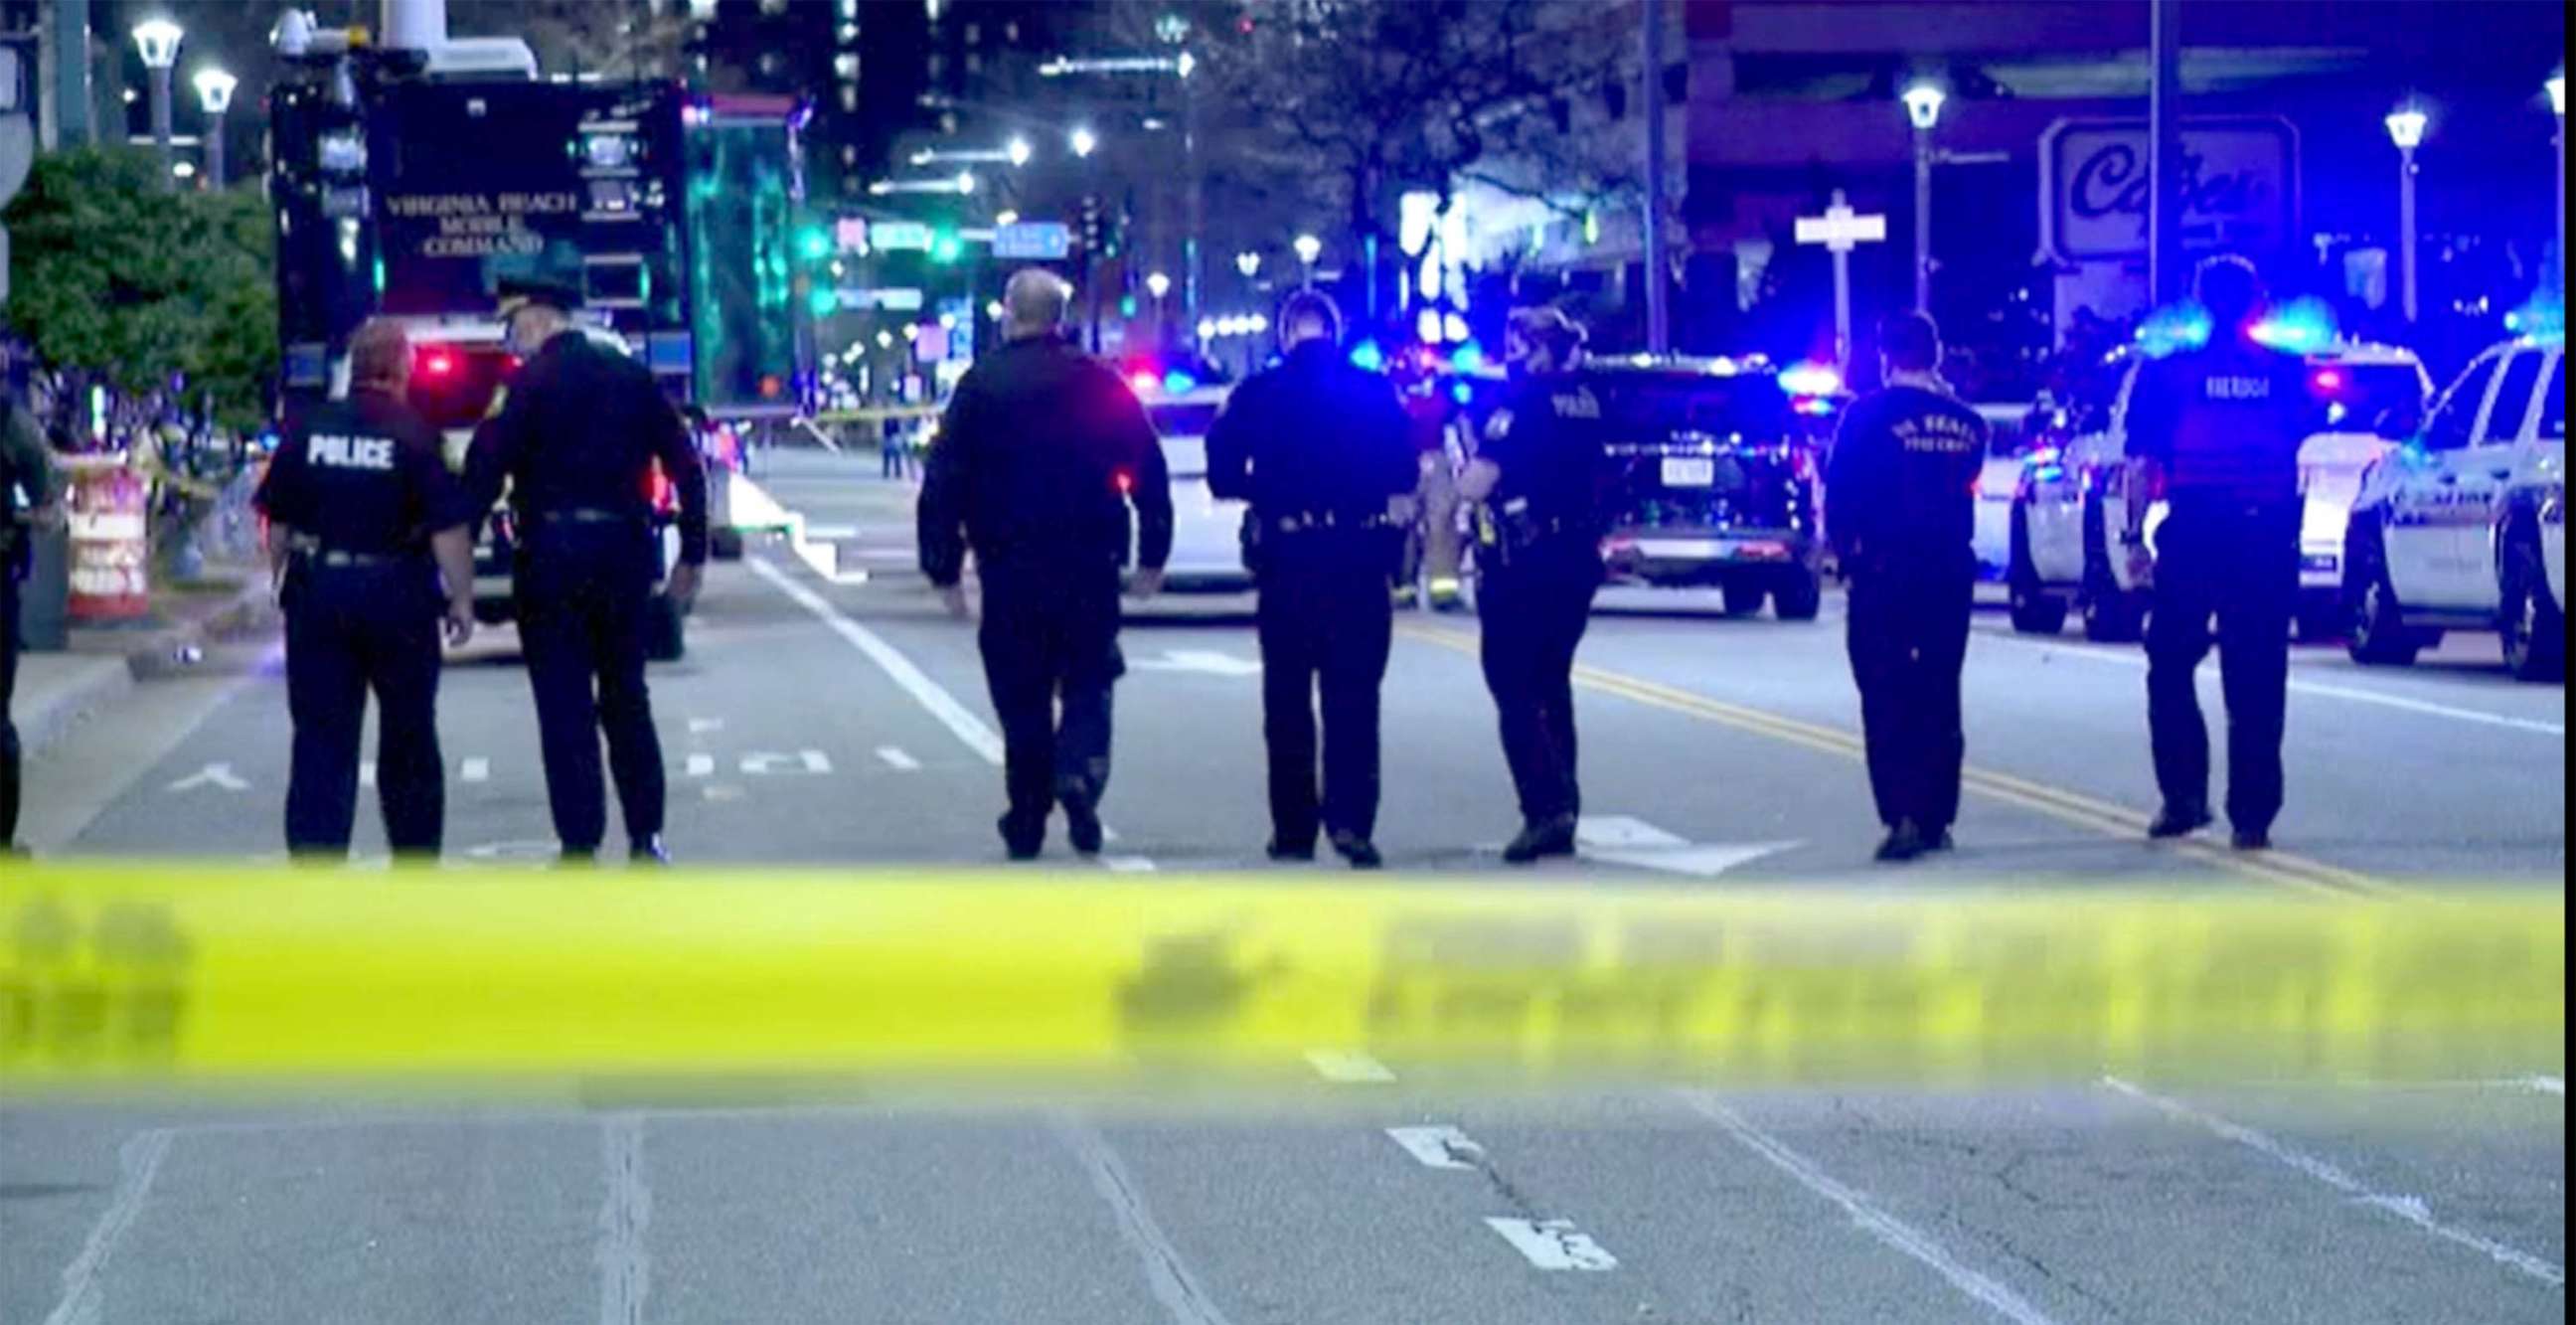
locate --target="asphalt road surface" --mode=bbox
[4,450,2562,1323]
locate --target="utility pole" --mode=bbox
[2148,0,2185,306]
[1640,0,1671,354]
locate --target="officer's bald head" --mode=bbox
[2195,255,2266,333]
[1002,268,1072,342]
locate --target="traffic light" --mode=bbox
[929,229,963,263]
[795,224,832,262]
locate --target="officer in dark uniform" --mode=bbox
[3,386,64,855]
[1827,312,1990,862]
[2123,256,2312,851]
[256,318,479,861]
[465,278,709,865]
[1207,291,1416,869]
[1461,306,1607,864]
[919,268,1174,861]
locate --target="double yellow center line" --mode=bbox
[1397,623,2396,898]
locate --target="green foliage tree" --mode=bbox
[4,147,278,431]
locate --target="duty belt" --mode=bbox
[302,548,408,568]
[1268,510,1393,535]
[530,507,641,526]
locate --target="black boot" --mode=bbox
[1061,792,1105,857]
[1329,830,1383,871]
[1266,837,1316,863]
[2230,825,2273,852]
[2148,803,2214,839]
[630,835,673,866]
[1874,819,1931,863]
[1502,816,1578,865]
[998,813,1044,862]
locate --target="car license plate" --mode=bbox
[1662,457,1716,488]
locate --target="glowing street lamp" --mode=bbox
[1006,135,1033,167]
[1901,80,1948,310]
[133,18,184,186]
[1146,270,1173,300]
[194,67,238,189]
[1233,250,1260,279]
[1069,125,1099,159]
[1293,234,1322,287]
[2385,104,2430,323]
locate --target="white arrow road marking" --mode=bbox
[739,749,833,775]
[2103,1077,2563,1287]
[359,760,376,788]
[1385,1126,1484,1170]
[1132,650,1263,677]
[1304,1050,1395,1083]
[687,718,724,735]
[1571,815,1799,878]
[461,757,490,783]
[703,785,746,802]
[166,762,248,793]
[1483,1218,1619,1271]
[684,754,716,778]
[875,746,921,771]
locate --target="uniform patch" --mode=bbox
[309,433,397,471]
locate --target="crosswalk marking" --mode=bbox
[1483,1218,1618,1271]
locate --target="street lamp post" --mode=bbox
[194,68,238,190]
[132,19,184,188]
[1901,81,1946,312]
[1294,234,1322,289]
[2386,105,2430,325]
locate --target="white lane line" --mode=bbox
[460,756,491,783]
[1304,1049,1396,1083]
[43,1129,175,1325]
[2521,1076,2565,1096]
[1484,1218,1620,1271]
[595,1113,652,1325]
[687,718,724,735]
[358,759,377,788]
[1990,635,2564,737]
[749,556,1004,765]
[875,745,922,771]
[738,749,834,775]
[2102,1077,2564,1288]
[1102,855,1159,873]
[1054,1117,1239,1325]
[1680,1092,2061,1325]
[1386,1125,1485,1170]
[684,753,716,778]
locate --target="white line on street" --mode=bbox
[595,1113,652,1325]
[1386,1125,1485,1170]
[687,718,724,735]
[1304,1049,1396,1083]
[1990,635,2564,736]
[739,749,834,775]
[1681,1092,2061,1325]
[684,753,716,778]
[703,785,745,802]
[1103,855,1159,873]
[2101,1077,2564,1287]
[165,762,248,793]
[801,523,860,540]
[2522,1076,2566,1096]
[750,556,1004,765]
[1054,1117,1239,1325]
[1483,1217,1620,1271]
[461,757,490,783]
[359,759,376,788]
[43,1130,174,1325]
[875,745,922,770]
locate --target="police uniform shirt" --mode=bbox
[257,389,476,555]
[1826,381,1989,571]
[1206,340,1415,519]
[2125,338,2312,505]
[1480,375,1609,539]
[465,332,710,563]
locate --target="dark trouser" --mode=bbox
[978,561,1125,835]
[1846,564,1974,833]
[282,561,446,859]
[516,523,666,854]
[2147,497,2298,834]
[1256,549,1395,846]
[1479,549,1601,827]
[2,567,21,846]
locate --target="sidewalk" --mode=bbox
[15,564,278,759]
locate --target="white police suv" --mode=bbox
[2007,340,2431,641]
[2343,336,2565,680]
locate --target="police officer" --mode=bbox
[1827,312,1989,863]
[1207,291,1416,869]
[256,318,479,861]
[2123,256,2312,851]
[465,278,709,865]
[1462,306,1607,864]
[3,385,64,855]
[919,268,1174,861]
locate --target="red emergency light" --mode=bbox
[421,350,457,377]
[2313,369,2344,391]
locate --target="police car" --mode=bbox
[1129,380,1250,596]
[2343,335,2566,680]
[395,320,694,660]
[2007,340,2431,641]
[1584,357,1833,620]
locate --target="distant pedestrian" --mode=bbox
[1461,306,1608,864]
[918,268,1174,860]
[465,278,709,866]
[256,318,479,862]
[882,419,913,480]
[1207,290,1417,869]
[2,388,64,856]
[2124,256,2312,851]
[1828,312,1988,863]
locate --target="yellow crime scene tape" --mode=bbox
[0,865,2559,1096]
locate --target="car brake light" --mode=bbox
[421,349,457,377]
[645,462,674,512]
[2313,369,2344,391]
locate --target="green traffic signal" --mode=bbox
[796,226,832,262]
[929,231,963,263]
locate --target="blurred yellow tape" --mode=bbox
[0,865,2560,1093]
